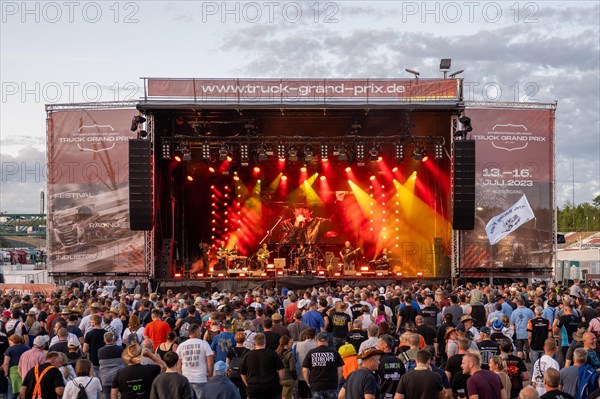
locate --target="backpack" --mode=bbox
[6,321,23,338]
[228,348,248,380]
[399,351,417,373]
[125,330,141,345]
[577,364,599,399]
[75,377,92,399]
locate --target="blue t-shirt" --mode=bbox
[510,307,535,339]
[5,344,30,367]
[210,332,236,363]
[302,311,325,331]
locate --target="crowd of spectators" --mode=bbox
[1,278,600,399]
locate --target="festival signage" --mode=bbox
[46,108,145,275]
[0,284,57,296]
[461,106,555,276]
[146,78,459,102]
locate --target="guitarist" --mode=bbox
[256,244,270,271]
[339,241,358,272]
[297,243,309,275]
[215,242,229,271]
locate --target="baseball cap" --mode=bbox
[480,326,491,335]
[316,332,329,342]
[67,338,79,348]
[214,360,228,375]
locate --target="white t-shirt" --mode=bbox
[176,338,214,383]
[63,376,102,399]
[531,354,560,396]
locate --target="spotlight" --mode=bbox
[130,115,146,132]
[208,166,216,173]
[256,145,269,162]
[412,145,426,161]
[162,142,171,159]
[288,146,299,162]
[277,143,286,160]
[395,143,404,162]
[345,166,352,173]
[335,145,350,162]
[300,166,307,173]
[181,145,192,161]
[405,68,420,79]
[368,146,379,161]
[186,175,194,182]
[454,115,473,140]
[281,175,288,181]
[201,143,211,161]
[304,145,315,162]
[439,58,451,70]
[218,145,229,161]
[240,143,249,164]
[355,143,365,161]
[320,175,326,181]
[320,144,328,161]
[253,166,261,173]
[138,130,148,139]
[435,142,443,159]
[173,153,182,163]
[369,175,376,181]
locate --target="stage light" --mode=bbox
[208,166,216,173]
[345,166,352,173]
[174,153,182,163]
[218,145,229,161]
[161,142,171,160]
[356,143,365,161]
[435,143,443,159]
[369,175,376,181]
[417,272,423,277]
[454,115,473,140]
[300,166,307,173]
[304,145,316,162]
[201,143,211,161]
[405,68,420,79]
[233,176,240,181]
[277,143,286,160]
[281,175,288,181]
[174,273,182,278]
[412,145,426,161]
[138,130,148,139]
[253,166,261,173]
[422,155,429,162]
[368,146,379,161]
[130,115,146,131]
[256,145,269,162]
[182,145,192,161]
[186,175,194,182]
[320,144,328,161]
[335,145,350,162]
[395,143,404,162]
[320,175,326,181]
[240,143,249,163]
[288,146,299,162]
[392,166,399,172]
[196,273,204,277]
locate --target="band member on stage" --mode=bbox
[378,248,390,270]
[297,243,309,275]
[215,242,229,271]
[230,244,240,257]
[339,241,358,271]
[199,243,210,275]
[279,206,332,245]
[256,244,270,270]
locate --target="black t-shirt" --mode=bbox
[477,340,500,369]
[84,328,107,366]
[398,305,418,327]
[557,314,580,346]
[437,323,455,355]
[239,348,284,397]
[378,352,405,395]
[540,390,575,399]
[343,367,381,399]
[350,304,363,320]
[504,354,528,398]
[302,346,344,391]
[396,369,443,399]
[445,354,469,394]
[112,364,161,399]
[416,324,436,346]
[528,317,551,351]
[22,363,65,399]
[49,340,69,354]
[264,331,282,352]
[490,332,507,345]
[346,329,368,353]
[419,305,439,327]
[330,312,352,338]
[66,325,83,340]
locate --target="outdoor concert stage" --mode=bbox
[45,77,555,283]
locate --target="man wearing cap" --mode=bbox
[19,351,64,399]
[271,313,290,338]
[150,351,192,399]
[200,360,240,399]
[339,347,385,399]
[377,334,406,397]
[17,335,48,380]
[79,302,103,336]
[302,331,344,399]
[477,326,500,370]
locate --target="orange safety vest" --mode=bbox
[31,364,54,399]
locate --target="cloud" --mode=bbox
[0,147,46,213]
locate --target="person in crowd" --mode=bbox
[500,338,529,399]
[302,331,344,399]
[277,335,297,399]
[540,368,574,399]
[339,347,386,399]
[144,309,171,350]
[239,333,285,399]
[111,342,166,399]
[149,351,192,399]
[98,331,124,399]
[202,360,241,399]
[294,328,317,399]
[490,355,512,399]
[176,323,213,399]
[82,314,106,378]
[377,333,405,398]
[528,306,552,365]
[358,324,380,355]
[531,339,560,397]
[156,331,178,360]
[19,351,65,399]
[122,315,145,346]
[394,349,444,399]
[226,331,250,399]
[18,335,49,381]
[462,351,506,399]
[511,297,536,360]
[62,359,102,399]
[3,334,29,399]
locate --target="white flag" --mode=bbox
[485,195,535,245]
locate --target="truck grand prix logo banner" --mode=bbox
[47,108,145,275]
[146,78,459,101]
[461,107,555,275]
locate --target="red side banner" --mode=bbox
[47,108,145,275]
[147,78,459,101]
[0,284,57,296]
[460,107,555,276]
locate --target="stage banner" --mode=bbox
[146,78,459,102]
[0,284,57,296]
[461,106,555,276]
[47,108,145,275]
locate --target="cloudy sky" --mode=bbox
[1,0,598,214]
